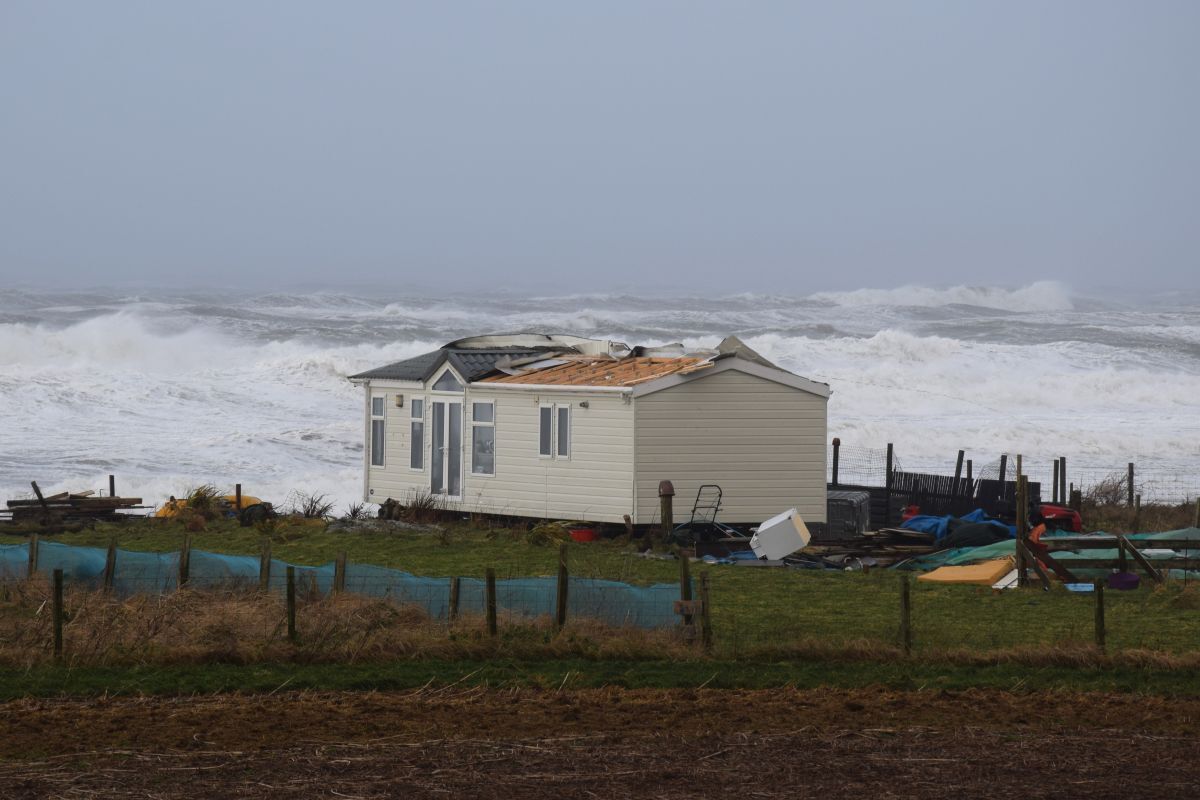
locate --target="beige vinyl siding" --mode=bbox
[634,369,827,525]
[365,380,635,523]
[462,388,635,523]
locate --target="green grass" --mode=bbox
[6,658,1200,700]
[25,518,1200,657]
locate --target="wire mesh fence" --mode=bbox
[3,542,1200,666]
[828,443,1200,505]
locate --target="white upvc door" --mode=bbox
[430,400,463,499]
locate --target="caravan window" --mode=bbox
[410,397,424,470]
[370,396,386,467]
[472,401,495,475]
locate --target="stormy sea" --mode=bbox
[2,283,1198,512]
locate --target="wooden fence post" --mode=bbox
[1127,463,1135,506]
[1133,494,1142,535]
[27,534,39,578]
[103,537,117,592]
[698,571,713,654]
[998,454,1008,485]
[953,450,964,495]
[108,474,116,498]
[448,577,461,622]
[966,459,973,488]
[554,543,569,630]
[1052,459,1060,504]
[1194,498,1200,530]
[178,535,191,588]
[679,549,694,627]
[53,568,64,662]
[900,574,912,656]
[659,481,675,538]
[885,443,895,523]
[286,566,297,643]
[259,538,271,592]
[831,438,841,486]
[485,568,498,637]
[1059,456,1067,504]
[333,552,347,594]
[1016,476,1029,587]
[1094,580,1106,652]
[235,483,242,512]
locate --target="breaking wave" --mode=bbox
[1,285,1197,512]
[811,281,1074,312]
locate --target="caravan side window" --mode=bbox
[410,398,424,470]
[538,404,571,460]
[370,396,386,467]
[472,401,495,475]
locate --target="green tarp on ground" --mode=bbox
[897,527,1200,580]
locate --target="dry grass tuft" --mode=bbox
[0,580,692,669]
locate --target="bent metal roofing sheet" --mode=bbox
[480,356,713,387]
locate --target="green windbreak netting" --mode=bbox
[0,541,682,629]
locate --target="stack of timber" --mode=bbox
[3,482,146,525]
[805,527,939,566]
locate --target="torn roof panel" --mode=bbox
[480,356,713,387]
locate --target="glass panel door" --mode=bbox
[431,401,446,495]
[447,402,462,497]
[430,400,462,497]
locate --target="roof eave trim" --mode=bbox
[472,383,634,394]
[630,357,831,399]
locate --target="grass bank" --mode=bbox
[7,656,1200,700]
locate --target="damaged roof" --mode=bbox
[481,356,713,387]
[349,347,550,382]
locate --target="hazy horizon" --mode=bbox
[2,2,1198,294]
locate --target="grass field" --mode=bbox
[33,516,1200,657]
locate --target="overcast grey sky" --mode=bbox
[1,2,1196,293]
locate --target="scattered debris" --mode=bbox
[3,481,146,525]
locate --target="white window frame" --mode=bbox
[555,403,571,460]
[409,395,426,472]
[538,404,554,459]
[430,366,465,394]
[369,394,386,468]
[538,402,572,461]
[470,399,496,477]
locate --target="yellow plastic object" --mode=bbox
[155,495,263,518]
[916,558,1015,586]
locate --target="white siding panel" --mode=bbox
[365,382,635,524]
[634,369,827,525]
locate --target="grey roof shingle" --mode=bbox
[349,347,548,383]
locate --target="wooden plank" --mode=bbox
[1018,542,1051,590]
[1033,549,1079,583]
[1119,535,1164,584]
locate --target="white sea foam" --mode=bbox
[1,284,1197,511]
[811,281,1075,312]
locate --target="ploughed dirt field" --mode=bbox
[0,687,1196,799]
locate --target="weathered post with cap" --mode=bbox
[831,438,841,487]
[658,480,675,539]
